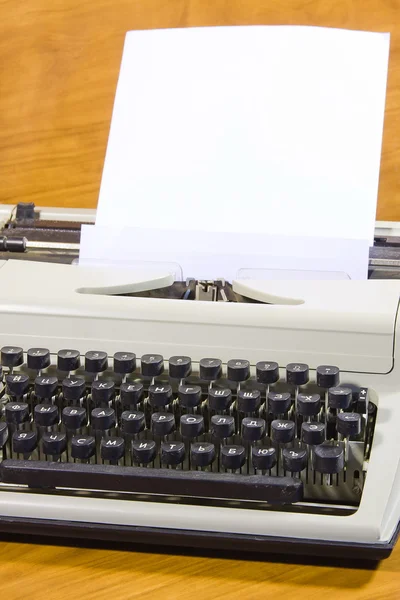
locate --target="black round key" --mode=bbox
[27,348,51,371]
[5,402,29,425]
[42,432,67,456]
[140,354,164,377]
[120,382,144,407]
[208,388,232,411]
[169,356,192,379]
[271,419,295,443]
[337,412,362,437]
[161,441,185,466]
[316,365,340,388]
[35,375,58,399]
[199,358,222,381]
[210,414,235,439]
[101,436,125,462]
[62,376,86,403]
[237,389,261,413]
[178,385,202,408]
[34,403,59,427]
[91,407,116,431]
[57,348,81,373]
[13,430,37,455]
[256,361,279,385]
[268,392,291,414]
[241,417,266,441]
[297,393,321,417]
[151,412,175,436]
[0,422,9,447]
[6,373,30,397]
[190,442,215,468]
[71,435,96,460]
[180,414,204,438]
[62,406,87,430]
[221,445,246,470]
[85,351,108,373]
[313,445,344,474]
[328,386,352,410]
[113,352,136,374]
[91,379,115,406]
[57,349,80,372]
[1,346,23,368]
[132,440,157,464]
[227,359,250,382]
[251,446,276,470]
[120,410,145,435]
[286,363,309,386]
[301,422,325,445]
[283,448,308,472]
[148,384,172,407]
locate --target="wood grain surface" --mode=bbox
[1,0,400,596]
[0,0,399,220]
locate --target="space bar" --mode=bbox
[0,460,303,504]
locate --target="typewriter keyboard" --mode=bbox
[0,347,377,515]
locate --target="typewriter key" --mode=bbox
[336,412,361,438]
[62,376,86,403]
[132,440,157,464]
[297,394,321,417]
[100,436,125,462]
[227,359,250,382]
[148,384,172,408]
[208,388,232,411]
[151,412,175,437]
[161,441,185,466]
[12,430,37,455]
[91,407,116,431]
[180,414,204,438]
[169,356,192,379]
[268,392,291,415]
[5,402,29,425]
[62,406,87,431]
[27,348,51,371]
[271,420,295,444]
[57,349,80,372]
[328,387,352,410]
[42,432,67,456]
[140,354,164,378]
[113,352,136,374]
[85,351,108,374]
[34,403,59,427]
[120,382,144,407]
[35,375,58,399]
[282,448,308,473]
[190,442,215,468]
[301,422,325,446]
[199,358,222,381]
[210,415,235,439]
[313,444,344,474]
[120,410,145,435]
[6,373,30,398]
[316,365,340,389]
[241,417,266,441]
[256,361,279,385]
[237,390,261,413]
[251,446,276,471]
[91,380,115,406]
[71,435,96,460]
[286,363,309,386]
[221,445,246,471]
[178,385,202,408]
[1,346,23,369]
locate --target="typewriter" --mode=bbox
[0,202,399,560]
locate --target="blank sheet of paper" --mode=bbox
[96,26,390,245]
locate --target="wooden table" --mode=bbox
[1,0,400,596]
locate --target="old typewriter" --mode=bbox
[0,202,399,560]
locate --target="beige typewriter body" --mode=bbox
[0,257,398,551]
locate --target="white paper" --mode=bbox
[80,224,370,281]
[96,25,390,246]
